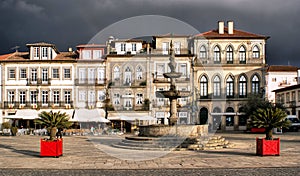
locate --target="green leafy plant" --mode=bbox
[1,122,11,129]
[250,107,290,140]
[35,111,73,140]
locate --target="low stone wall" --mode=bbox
[138,125,208,137]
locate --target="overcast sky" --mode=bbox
[0,0,300,66]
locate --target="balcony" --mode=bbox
[26,78,51,86]
[3,101,74,109]
[75,78,106,86]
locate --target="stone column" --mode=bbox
[221,116,226,131]
[234,115,239,131]
[169,98,178,126]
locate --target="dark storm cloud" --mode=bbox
[1,0,300,66]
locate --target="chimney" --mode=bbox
[218,21,224,34]
[228,21,234,34]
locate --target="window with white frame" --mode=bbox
[136,93,143,105]
[20,68,27,79]
[52,68,59,79]
[214,46,221,63]
[98,91,105,101]
[179,64,187,76]
[226,76,234,97]
[136,66,143,80]
[239,76,247,97]
[226,46,233,64]
[30,91,38,104]
[252,45,260,58]
[53,90,60,104]
[252,75,260,94]
[178,112,188,124]
[78,90,86,101]
[113,66,120,80]
[42,91,48,104]
[132,43,137,51]
[286,92,290,103]
[19,91,26,104]
[8,91,15,103]
[93,50,102,59]
[124,66,132,84]
[31,68,37,81]
[162,42,169,55]
[239,46,246,63]
[200,76,208,97]
[82,50,91,59]
[64,68,71,79]
[8,69,16,79]
[213,75,221,97]
[174,41,181,54]
[124,99,132,108]
[113,93,120,105]
[64,91,71,104]
[42,47,48,58]
[157,88,164,105]
[121,43,126,52]
[42,68,48,82]
[33,47,39,58]
[199,45,207,59]
[156,63,165,76]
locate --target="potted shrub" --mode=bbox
[250,107,290,156]
[35,111,72,157]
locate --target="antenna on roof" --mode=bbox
[10,46,20,53]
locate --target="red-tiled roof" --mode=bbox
[267,65,298,72]
[195,27,269,39]
[0,53,14,60]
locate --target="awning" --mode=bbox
[72,109,110,123]
[3,109,40,120]
[108,112,156,121]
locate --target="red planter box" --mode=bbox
[256,138,280,156]
[40,138,63,157]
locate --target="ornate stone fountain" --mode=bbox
[156,41,191,126]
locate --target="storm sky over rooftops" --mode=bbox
[0,0,300,66]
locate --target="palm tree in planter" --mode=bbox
[35,111,73,157]
[250,107,290,156]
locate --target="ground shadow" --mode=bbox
[0,144,40,157]
[197,150,256,156]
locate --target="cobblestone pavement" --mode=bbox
[0,131,299,171]
[0,168,299,176]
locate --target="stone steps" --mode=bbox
[111,135,233,151]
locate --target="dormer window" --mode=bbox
[33,47,39,58]
[82,50,91,59]
[93,50,102,59]
[42,47,48,59]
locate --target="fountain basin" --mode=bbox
[156,90,190,99]
[138,125,208,137]
[163,72,182,79]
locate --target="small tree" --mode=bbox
[250,107,290,140]
[35,111,73,140]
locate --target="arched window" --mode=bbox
[124,66,132,84]
[226,76,234,98]
[239,75,247,97]
[239,46,246,64]
[213,76,221,97]
[213,46,221,63]
[113,66,120,81]
[136,66,143,80]
[252,75,260,94]
[199,45,207,59]
[252,45,260,58]
[200,76,208,98]
[226,46,233,64]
